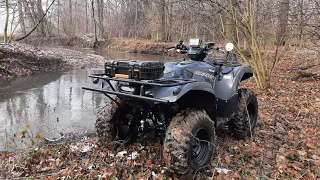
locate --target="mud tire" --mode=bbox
[163,109,216,174]
[228,88,258,139]
[95,98,135,144]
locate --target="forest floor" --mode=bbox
[0,39,319,179]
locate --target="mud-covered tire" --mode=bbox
[163,109,216,174]
[228,88,258,139]
[95,98,136,144]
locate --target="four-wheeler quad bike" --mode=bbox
[82,38,259,174]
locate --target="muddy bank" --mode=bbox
[22,36,176,55]
[0,43,106,80]
[0,43,65,80]
[101,38,175,55]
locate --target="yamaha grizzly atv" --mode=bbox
[82,39,258,174]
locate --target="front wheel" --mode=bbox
[228,88,259,139]
[163,109,216,174]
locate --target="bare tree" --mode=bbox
[96,0,105,37]
[4,0,9,43]
[157,0,166,41]
[276,0,290,45]
[91,0,98,48]
[36,0,47,37]
[15,0,56,41]
[18,0,26,35]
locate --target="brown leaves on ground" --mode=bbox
[1,47,320,179]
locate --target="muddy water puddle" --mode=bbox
[0,49,173,151]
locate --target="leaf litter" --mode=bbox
[1,48,320,179]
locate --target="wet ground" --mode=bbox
[0,49,175,151]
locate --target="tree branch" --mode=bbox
[14,0,56,41]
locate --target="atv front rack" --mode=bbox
[82,74,196,104]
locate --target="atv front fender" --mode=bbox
[214,66,253,100]
[214,66,253,121]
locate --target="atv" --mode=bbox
[82,38,259,174]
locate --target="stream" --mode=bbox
[0,48,174,151]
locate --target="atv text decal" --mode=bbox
[185,68,215,87]
[186,68,215,79]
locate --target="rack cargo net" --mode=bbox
[105,60,165,80]
[82,60,195,104]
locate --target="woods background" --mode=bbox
[1,0,319,45]
[0,0,319,88]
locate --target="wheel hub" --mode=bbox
[191,128,211,166]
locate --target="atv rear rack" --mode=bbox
[82,74,196,104]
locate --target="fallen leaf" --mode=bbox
[36,133,42,141]
[286,168,300,177]
[312,154,320,160]
[215,167,232,174]
[297,150,307,156]
[232,171,241,179]
[1,152,9,160]
[291,161,304,171]
[39,167,52,173]
[224,155,231,165]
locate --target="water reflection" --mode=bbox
[0,69,107,151]
[0,49,175,151]
[72,48,174,62]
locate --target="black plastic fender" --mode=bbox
[214,66,253,123]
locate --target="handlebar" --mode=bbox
[166,41,221,54]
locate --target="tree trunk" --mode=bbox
[226,0,239,44]
[298,0,304,47]
[85,0,88,34]
[22,0,37,31]
[96,0,105,37]
[69,0,73,36]
[92,0,99,49]
[135,0,138,38]
[15,0,56,41]
[18,0,26,35]
[29,0,39,34]
[57,0,60,36]
[4,0,9,43]
[36,0,47,37]
[276,0,290,45]
[157,0,166,42]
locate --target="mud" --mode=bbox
[0,43,106,80]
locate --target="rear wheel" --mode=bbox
[163,109,216,174]
[95,98,136,144]
[228,88,258,139]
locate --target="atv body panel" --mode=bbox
[82,39,259,174]
[84,58,253,127]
